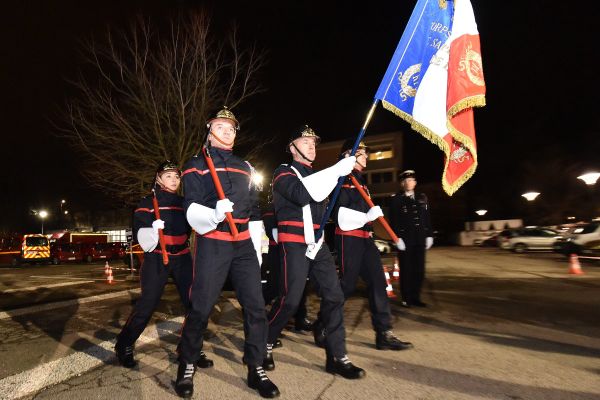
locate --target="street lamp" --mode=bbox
[577,172,600,186]
[475,209,488,216]
[38,210,48,234]
[521,192,540,201]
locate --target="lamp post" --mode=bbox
[521,192,540,201]
[38,210,48,235]
[577,172,600,220]
[521,192,540,226]
[577,172,600,186]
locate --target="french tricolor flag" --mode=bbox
[375,0,486,195]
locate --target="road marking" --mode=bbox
[0,288,141,320]
[30,275,98,280]
[0,316,184,400]
[2,281,95,293]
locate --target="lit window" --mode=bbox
[368,147,393,160]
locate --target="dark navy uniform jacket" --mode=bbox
[182,147,261,238]
[271,161,327,244]
[389,191,432,246]
[133,189,190,255]
[333,170,373,238]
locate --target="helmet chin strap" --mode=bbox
[209,132,235,148]
[291,142,315,163]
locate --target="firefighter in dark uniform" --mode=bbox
[389,170,433,307]
[175,108,279,399]
[116,161,213,369]
[262,202,313,339]
[263,125,365,380]
[333,139,413,350]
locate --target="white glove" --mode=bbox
[425,236,433,250]
[366,206,384,222]
[335,156,356,177]
[396,238,406,251]
[214,199,234,223]
[152,219,165,233]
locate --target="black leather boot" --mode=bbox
[262,343,275,371]
[175,362,195,398]
[273,338,283,349]
[247,365,280,398]
[294,317,314,333]
[196,351,214,368]
[115,342,137,368]
[312,321,326,349]
[325,355,366,379]
[376,330,414,351]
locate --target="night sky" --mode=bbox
[1,1,598,231]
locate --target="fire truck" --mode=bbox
[0,233,51,266]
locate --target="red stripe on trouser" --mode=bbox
[268,243,288,325]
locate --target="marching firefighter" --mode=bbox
[175,107,279,399]
[262,202,314,339]
[115,161,214,369]
[332,139,412,350]
[264,125,365,380]
[389,170,433,307]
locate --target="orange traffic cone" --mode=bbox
[104,261,110,276]
[106,265,115,284]
[568,254,584,275]
[392,262,400,281]
[384,270,396,298]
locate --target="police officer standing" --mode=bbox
[264,125,365,380]
[175,108,279,398]
[115,162,214,369]
[389,170,433,307]
[333,140,413,350]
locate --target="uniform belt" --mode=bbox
[334,227,370,238]
[217,220,249,234]
[152,248,190,256]
[200,229,251,241]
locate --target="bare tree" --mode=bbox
[59,11,266,204]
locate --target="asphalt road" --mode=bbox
[0,248,599,399]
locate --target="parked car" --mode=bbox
[50,243,83,264]
[479,233,501,247]
[553,221,600,256]
[374,239,392,254]
[505,227,563,253]
[109,242,127,260]
[497,229,521,249]
[81,243,113,262]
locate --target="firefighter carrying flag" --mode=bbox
[375,0,486,195]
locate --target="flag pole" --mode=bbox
[315,99,379,242]
[347,174,399,243]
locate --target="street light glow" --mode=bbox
[252,172,264,186]
[61,199,66,204]
[64,210,69,215]
[475,209,488,216]
[38,210,48,219]
[521,192,540,201]
[577,172,600,186]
